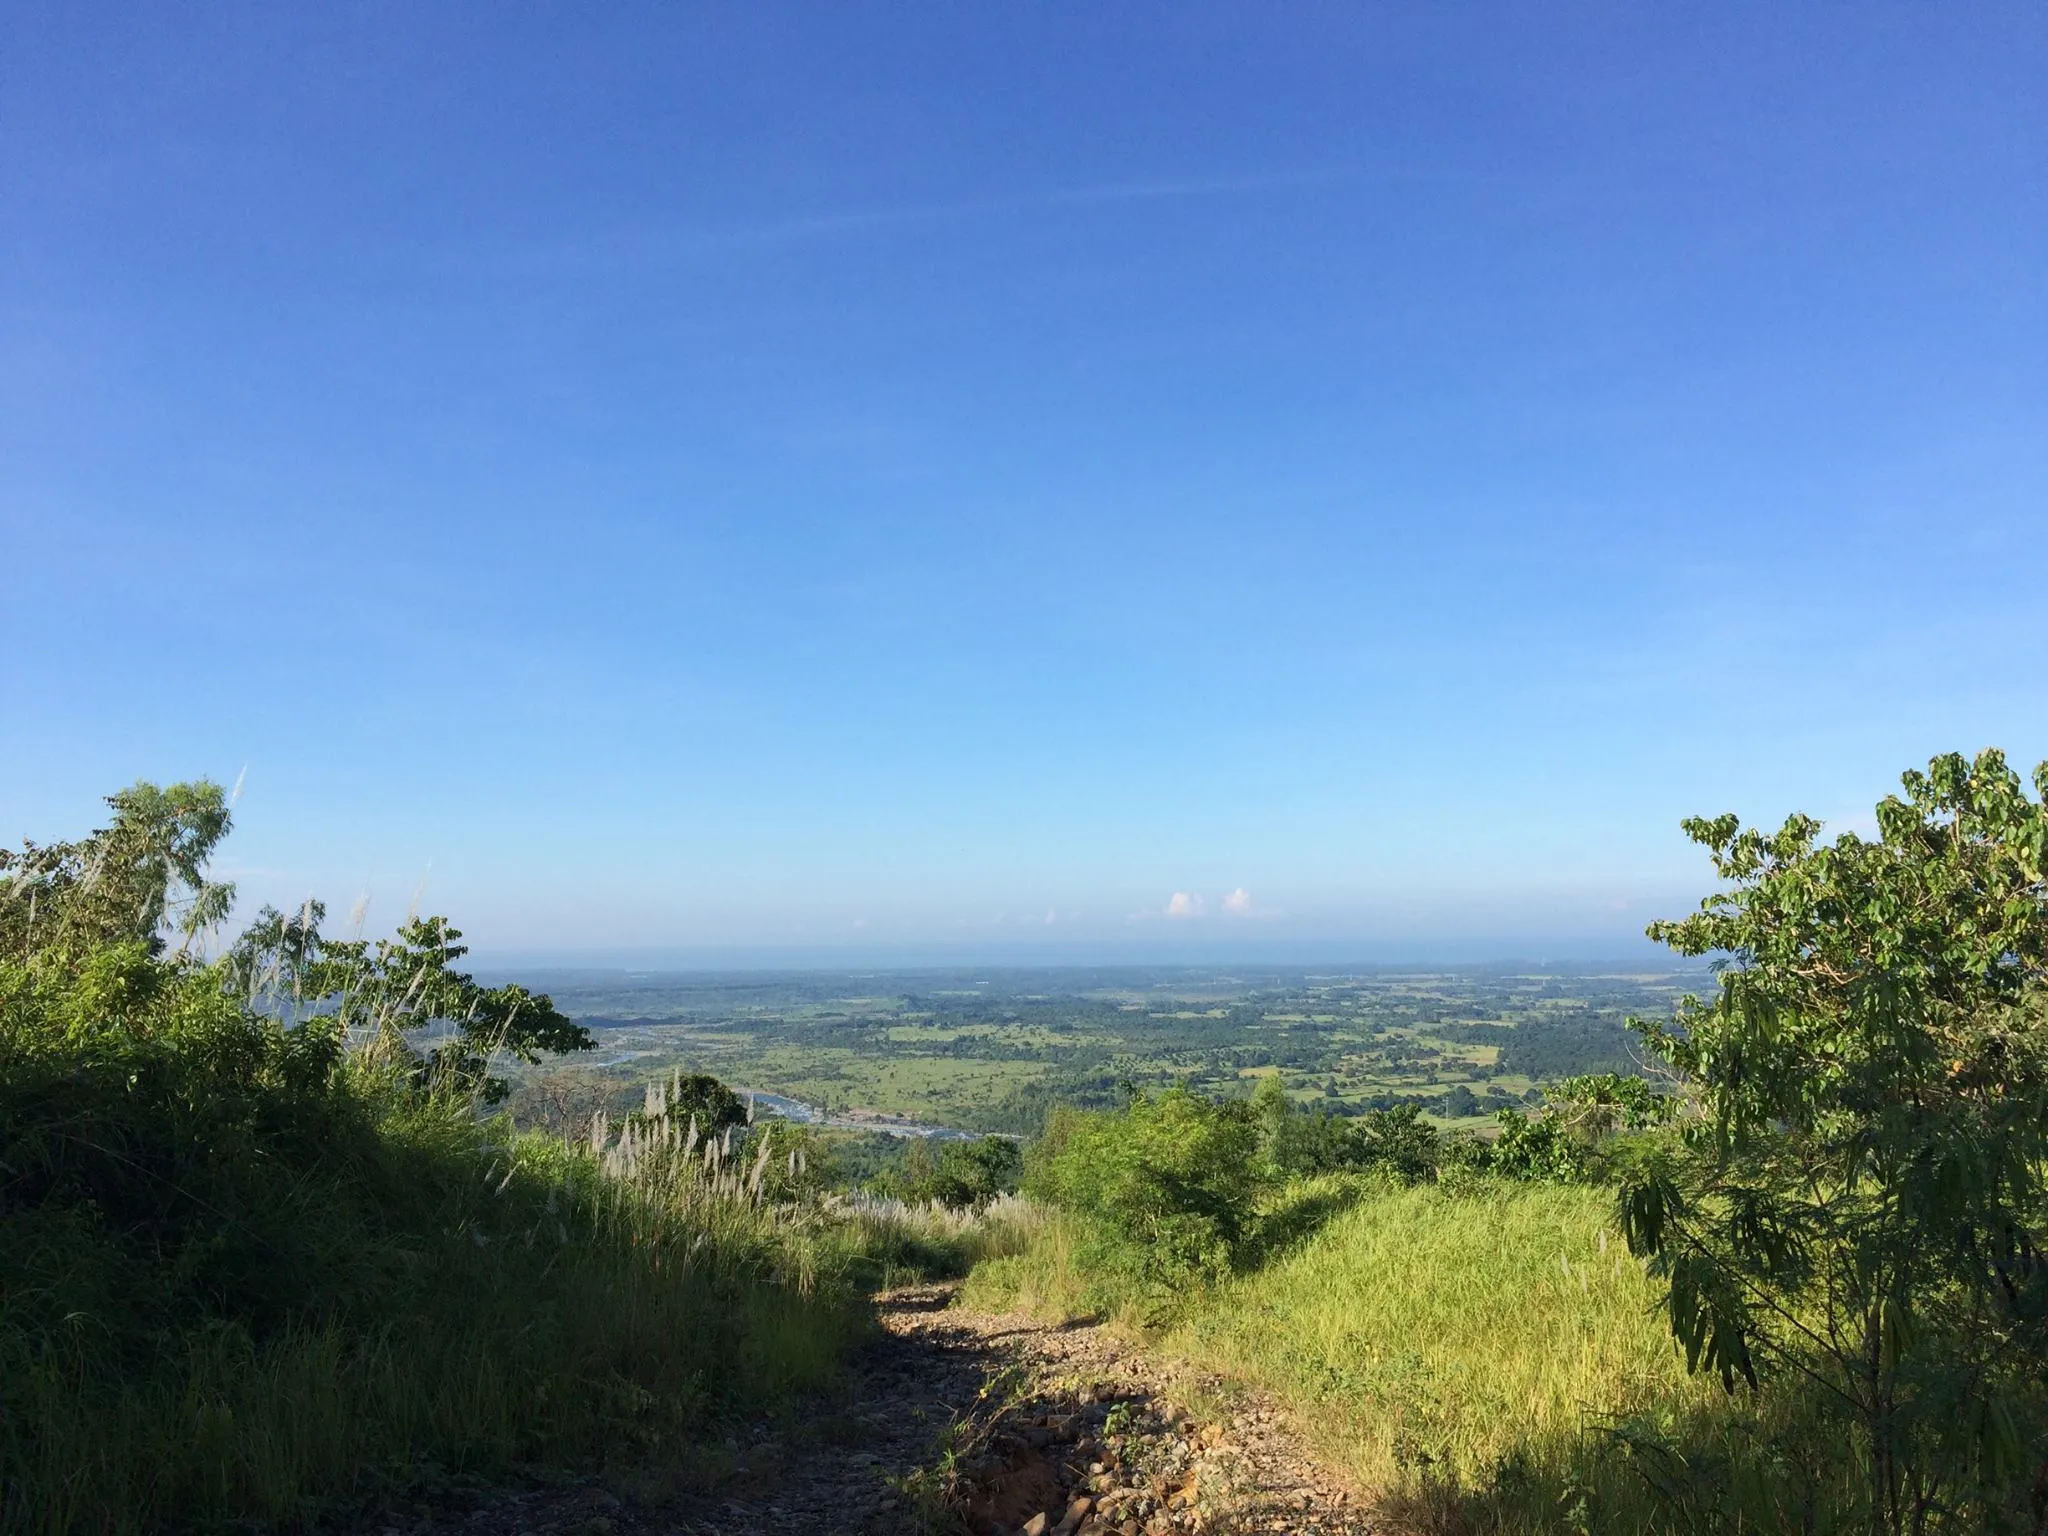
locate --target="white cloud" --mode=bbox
[1164,892,1204,919]
[1222,887,1253,915]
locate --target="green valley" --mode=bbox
[503,964,1698,1140]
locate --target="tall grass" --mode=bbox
[0,948,1012,1534]
[1175,1179,1696,1492]
[967,1177,1865,1533]
[825,1191,1046,1285]
[3,1108,873,1534]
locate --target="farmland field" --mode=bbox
[498,964,1708,1138]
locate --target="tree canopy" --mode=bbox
[1622,749,2048,1533]
[4,779,592,1103]
[0,780,236,959]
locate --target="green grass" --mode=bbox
[0,948,1023,1535]
[826,1190,1046,1284]
[3,1108,861,1533]
[966,1179,1853,1534]
[966,1178,1699,1483]
[1174,1180,1700,1491]
[5,1147,1031,1534]
[568,1030,1055,1131]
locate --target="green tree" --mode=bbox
[0,780,236,960]
[1031,1087,1261,1280]
[276,915,591,1102]
[1620,750,2048,1533]
[666,1072,748,1136]
[925,1135,1024,1208]
[879,1134,1022,1208]
[1355,1100,1439,1182]
[0,783,606,1106]
[222,897,328,1010]
[1253,1073,1370,1176]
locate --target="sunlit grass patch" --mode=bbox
[963,1180,1783,1533]
[1173,1180,1703,1492]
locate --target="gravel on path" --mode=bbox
[367,1284,1369,1536]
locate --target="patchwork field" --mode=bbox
[499,964,1706,1137]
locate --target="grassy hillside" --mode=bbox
[0,954,1027,1533]
[969,1081,2045,1529]
[0,785,1023,1534]
[968,1182,1843,1534]
[1173,1181,1692,1492]
[3,947,833,1532]
[962,754,2048,1535]
[13,755,2045,1534]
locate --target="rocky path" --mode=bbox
[386,1284,1370,1536]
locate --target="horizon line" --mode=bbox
[470,941,1710,978]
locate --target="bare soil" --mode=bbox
[369,1283,1370,1536]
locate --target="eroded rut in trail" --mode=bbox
[388,1284,1369,1536]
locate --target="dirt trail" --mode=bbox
[388,1283,1369,1536]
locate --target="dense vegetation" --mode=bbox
[9,749,2043,1534]
[0,784,1015,1533]
[970,751,2048,1535]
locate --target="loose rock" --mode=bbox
[351,1282,1367,1535]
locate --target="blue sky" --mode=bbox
[3,4,2044,962]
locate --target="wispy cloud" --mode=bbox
[1222,887,1253,915]
[1044,166,1368,208]
[1164,891,1205,919]
[487,167,1393,276]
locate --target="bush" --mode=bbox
[1027,1087,1261,1282]
[1353,1101,1442,1181]
[1252,1076,1441,1182]
[1476,1107,1584,1180]
[1443,1076,1674,1186]
[0,785,881,1532]
[881,1134,1024,1209]
[1254,1074,1363,1176]
[1621,751,2048,1532]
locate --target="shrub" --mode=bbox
[0,785,876,1532]
[1254,1074,1365,1176]
[1354,1100,1441,1181]
[1478,1106,1584,1180]
[1027,1087,1261,1282]
[1444,1076,1674,1185]
[1622,750,2048,1532]
[894,1134,1024,1209]
[1252,1076,1441,1182]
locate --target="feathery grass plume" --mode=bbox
[0,793,886,1532]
